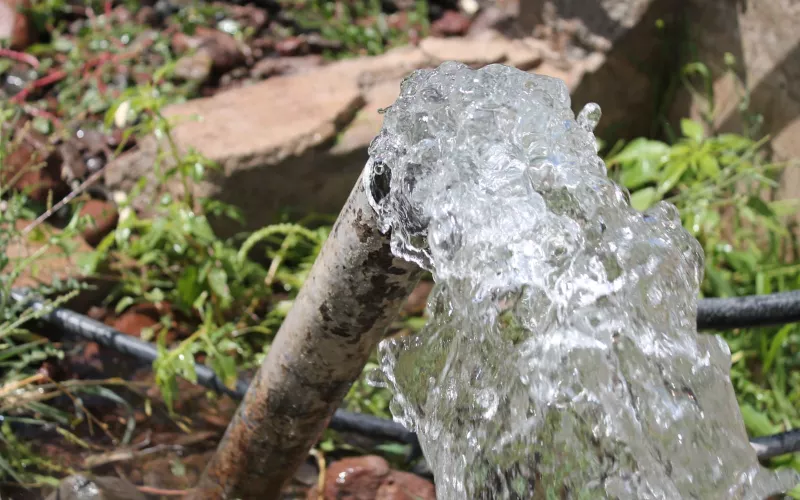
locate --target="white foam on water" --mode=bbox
[364,62,798,499]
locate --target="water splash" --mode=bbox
[364,62,798,499]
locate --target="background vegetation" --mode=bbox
[0,0,797,496]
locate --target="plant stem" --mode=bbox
[191,173,422,499]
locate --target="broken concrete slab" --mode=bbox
[105,63,366,227]
[419,36,509,65]
[105,34,565,234]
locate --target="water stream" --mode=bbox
[364,62,798,499]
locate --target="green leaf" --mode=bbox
[768,198,800,217]
[607,138,669,165]
[716,133,754,152]
[726,251,758,275]
[177,266,202,309]
[739,404,778,437]
[374,442,410,456]
[764,324,794,373]
[174,349,198,384]
[620,162,661,190]
[704,264,736,298]
[759,215,790,237]
[114,296,136,315]
[657,160,689,195]
[207,267,232,307]
[0,453,23,483]
[746,196,776,218]
[630,187,658,212]
[680,119,705,142]
[697,154,720,179]
[210,353,238,389]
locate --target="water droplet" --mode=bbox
[577,103,602,132]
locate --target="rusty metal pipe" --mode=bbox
[191,174,422,499]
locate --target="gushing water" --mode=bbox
[364,62,798,499]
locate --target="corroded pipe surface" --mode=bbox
[191,175,422,499]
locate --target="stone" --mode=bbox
[0,0,33,49]
[419,36,508,66]
[526,0,655,41]
[306,457,436,500]
[375,471,436,500]
[431,10,472,37]
[330,79,402,157]
[171,27,244,73]
[111,304,160,339]
[79,199,119,246]
[250,55,324,79]
[504,37,545,70]
[174,51,214,82]
[4,219,94,290]
[105,64,365,233]
[275,36,309,56]
[466,4,519,38]
[308,455,390,500]
[0,124,68,203]
[45,475,145,500]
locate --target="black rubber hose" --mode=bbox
[11,290,417,444]
[10,291,799,460]
[697,290,800,330]
[750,429,800,461]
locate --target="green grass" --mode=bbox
[278,0,429,59]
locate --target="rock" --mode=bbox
[307,457,436,500]
[251,55,324,79]
[3,222,111,309]
[466,5,518,38]
[3,219,93,289]
[419,36,508,66]
[275,36,308,56]
[431,10,472,37]
[314,456,391,500]
[0,124,68,203]
[174,51,214,82]
[330,79,403,157]
[79,199,119,246]
[0,0,33,49]
[45,475,145,500]
[531,51,603,93]
[172,27,244,73]
[504,37,545,70]
[375,471,436,500]
[111,304,161,338]
[521,0,654,42]
[219,3,269,32]
[105,63,366,233]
